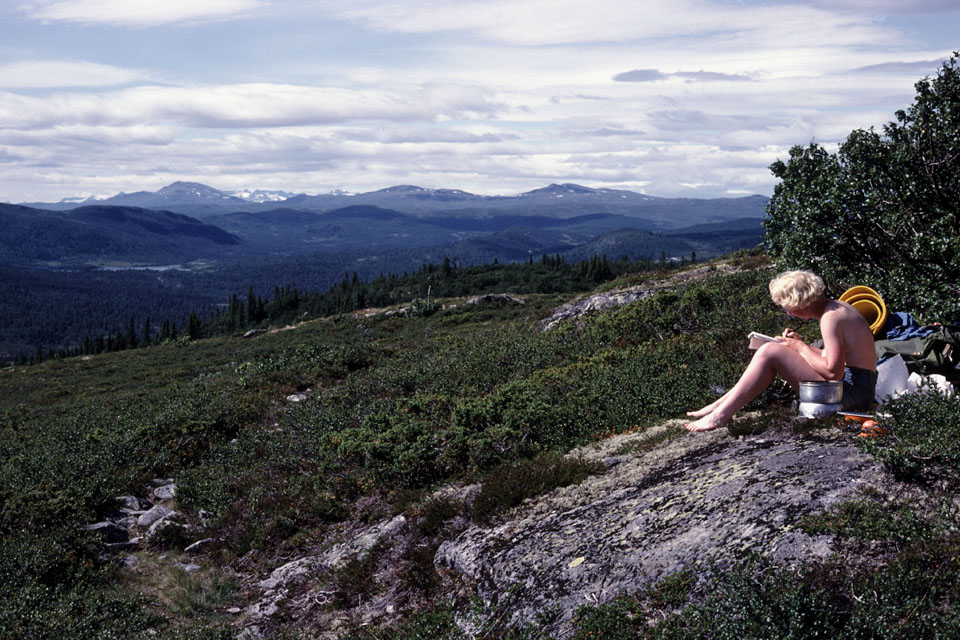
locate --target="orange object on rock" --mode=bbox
[858,420,888,438]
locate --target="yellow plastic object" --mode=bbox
[839,285,887,336]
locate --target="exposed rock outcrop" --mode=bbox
[465,293,526,306]
[539,263,751,331]
[240,514,409,640]
[435,420,907,637]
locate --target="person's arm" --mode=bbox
[780,314,846,380]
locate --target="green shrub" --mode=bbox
[330,541,387,609]
[649,569,696,608]
[799,495,933,545]
[764,54,960,319]
[471,453,605,523]
[342,604,465,639]
[168,569,238,616]
[858,388,960,480]
[411,496,463,537]
[571,594,646,640]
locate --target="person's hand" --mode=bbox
[777,328,803,351]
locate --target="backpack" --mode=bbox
[874,324,960,378]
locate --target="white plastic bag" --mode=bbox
[907,372,956,397]
[875,354,910,404]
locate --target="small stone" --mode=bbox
[138,505,175,528]
[153,484,177,501]
[123,555,139,568]
[286,393,307,403]
[227,607,242,614]
[147,518,185,539]
[176,562,202,573]
[184,537,216,554]
[115,495,142,510]
[83,522,129,543]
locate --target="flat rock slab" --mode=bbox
[436,420,900,634]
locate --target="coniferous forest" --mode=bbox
[4,252,675,365]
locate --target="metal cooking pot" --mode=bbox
[798,380,843,404]
[798,401,842,419]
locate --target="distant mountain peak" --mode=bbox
[374,185,428,194]
[157,182,239,201]
[523,183,599,196]
[229,188,296,203]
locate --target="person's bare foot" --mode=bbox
[686,397,725,418]
[686,404,717,418]
[685,411,730,432]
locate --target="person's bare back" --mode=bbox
[821,300,876,373]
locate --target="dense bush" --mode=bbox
[764,53,960,320]
[566,545,960,639]
[858,388,960,480]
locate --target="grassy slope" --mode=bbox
[2,253,959,639]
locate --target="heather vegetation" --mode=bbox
[3,248,959,638]
[2,56,960,640]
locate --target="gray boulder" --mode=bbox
[436,419,905,636]
[152,483,177,501]
[146,517,184,539]
[137,504,176,528]
[115,495,150,510]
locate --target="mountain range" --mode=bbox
[2,181,769,359]
[8,181,768,268]
[22,180,768,228]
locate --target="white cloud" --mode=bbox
[25,0,264,27]
[2,0,954,202]
[0,83,504,129]
[613,69,754,83]
[321,0,895,48]
[0,60,146,88]
[807,0,960,13]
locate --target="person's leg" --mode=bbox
[685,342,823,431]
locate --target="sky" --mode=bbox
[0,0,957,203]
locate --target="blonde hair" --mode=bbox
[769,270,825,310]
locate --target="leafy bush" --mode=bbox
[568,543,960,639]
[342,604,465,640]
[799,494,934,545]
[571,594,646,640]
[764,53,960,319]
[858,388,960,480]
[168,569,238,616]
[330,541,387,609]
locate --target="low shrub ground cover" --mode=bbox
[858,388,960,481]
[12,261,958,638]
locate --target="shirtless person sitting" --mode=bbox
[685,270,878,432]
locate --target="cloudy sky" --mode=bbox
[0,0,956,202]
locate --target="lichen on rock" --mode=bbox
[436,419,905,636]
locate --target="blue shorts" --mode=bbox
[842,366,877,411]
